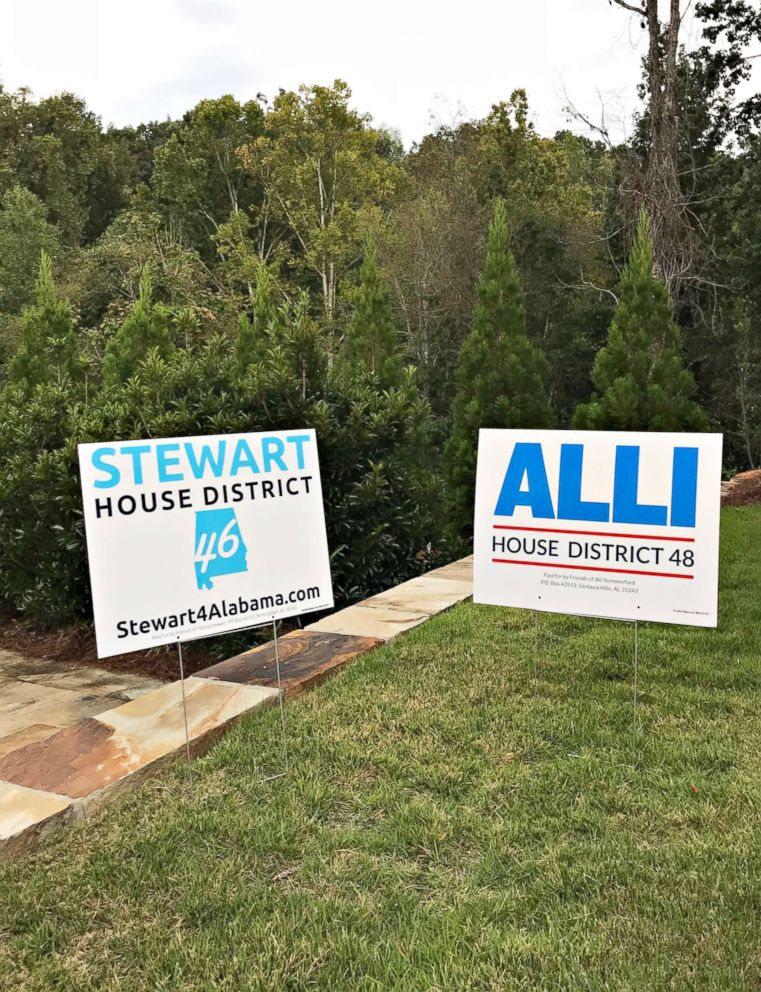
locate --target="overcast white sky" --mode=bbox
[0,0,707,145]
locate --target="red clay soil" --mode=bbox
[721,469,761,508]
[0,618,218,680]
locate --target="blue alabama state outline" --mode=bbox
[194,507,248,590]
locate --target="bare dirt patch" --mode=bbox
[721,469,761,508]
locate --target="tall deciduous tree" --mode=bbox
[380,126,487,417]
[574,211,707,431]
[0,89,125,246]
[693,0,761,140]
[152,96,266,257]
[607,0,694,296]
[240,81,402,323]
[0,186,60,316]
[607,0,761,299]
[445,198,553,538]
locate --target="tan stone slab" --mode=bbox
[0,723,58,759]
[307,604,429,641]
[0,649,60,681]
[19,666,165,698]
[0,681,77,735]
[0,679,280,800]
[427,556,473,583]
[93,678,280,779]
[362,573,471,615]
[0,779,72,843]
[119,679,168,701]
[0,679,66,716]
[0,680,128,737]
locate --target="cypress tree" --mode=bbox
[103,268,174,384]
[252,264,276,335]
[236,265,278,371]
[8,251,80,390]
[445,198,553,539]
[574,212,707,432]
[343,241,403,387]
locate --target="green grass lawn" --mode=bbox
[3,508,761,991]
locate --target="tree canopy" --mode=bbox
[0,49,759,625]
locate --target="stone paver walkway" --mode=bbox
[0,556,472,858]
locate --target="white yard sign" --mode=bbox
[474,430,722,627]
[79,429,334,657]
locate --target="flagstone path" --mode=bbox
[0,556,472,858]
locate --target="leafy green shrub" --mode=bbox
[0,383,86,622]
[0,273,442,624]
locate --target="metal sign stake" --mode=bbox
[176,637,193,780]
[633,620,639,716]
[629,619,642,770]
[173,616,291,784]
[262,615,289,782]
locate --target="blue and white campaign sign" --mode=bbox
[474,430,723,627]
[78,429,334,657]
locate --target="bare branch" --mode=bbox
[609,0,646,15]
[557,270,620,305]
[562,86,614,149]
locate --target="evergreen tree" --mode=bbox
[445,198,553,539]
[8,251,80,390]
[173,306,201,351]
[236,265,278,371]
[574,212,708,432]
[103,268,174,384]
[252,263,276,335]
[255,293,327,401]
[283,293,327,400]
[342,241,403,387]
[235,312,256,371]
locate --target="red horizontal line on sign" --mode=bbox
[490,558,694,580]
[493,525,695,543]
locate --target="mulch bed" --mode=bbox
[0,619,219,681]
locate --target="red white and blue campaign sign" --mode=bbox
[78,429,334,657]
[474,430,723,627]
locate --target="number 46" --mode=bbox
[195,519,240,574]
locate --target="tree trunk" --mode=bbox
[611,0,697,300]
